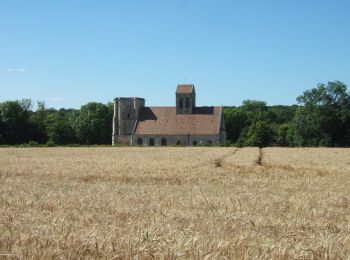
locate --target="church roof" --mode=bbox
[134,106,223,136]
[176,84,195,94]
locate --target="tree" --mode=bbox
[45,113,76,144]
[223,107,248,143]
[275,123,292,146]
[241,100,269,124]
[70,102,112,144]
[0,112,5,144]
[292,81,350,146]
[246,120,275,147]
[0,99,33,144]
[29,101,48,144]
[268,105,297,124]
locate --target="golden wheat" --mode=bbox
[1,147,350,259]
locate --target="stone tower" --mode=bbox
[112,97,145,145]
[176,84,196,114]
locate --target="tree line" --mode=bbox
[225,81,350,147]
[0,101,113,146]
[0,81,350,147]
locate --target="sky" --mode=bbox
[1,0,350,109]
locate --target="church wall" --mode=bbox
[220,130,227,144]
[219,113,227,143]
[132,134,221,146]
[112,97,145,145]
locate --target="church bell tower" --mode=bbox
[176,84,196,114]
[112,97,145,145]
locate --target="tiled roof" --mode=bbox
[176,84,195,94]
[134,106,222,135]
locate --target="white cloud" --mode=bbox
[50,96,65,102]
[5,68,28,73]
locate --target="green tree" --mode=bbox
[29,101,48,144]
[246,120,275,147]
[0,112,5,144]
[268,105,297,124]
[70,102,112,144]
[45,113,76,144]
[292,81,350,146]
[241,100,269,124]
[0,99,33,144]
[275,123,292,146]
[223,107,248,143]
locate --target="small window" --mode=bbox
[161,138,167,146]
[207,140,212,145]
[179,98,183,109]
[193,140,197,146]
[185,97,190,108]
[176,140,181,145]
[137,137,143,145]
[149,138,155,146]
[127,113,130,119]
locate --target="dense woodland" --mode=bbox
[1,81,350,147]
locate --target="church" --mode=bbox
[112,84,226,146]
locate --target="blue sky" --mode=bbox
[1,0,350,109]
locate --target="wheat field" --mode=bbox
[1,147,350,259]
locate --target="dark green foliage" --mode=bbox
[69,102,112,144]
[45,113,76,145]
[241,100,269,124]
[275,123,292,146]
[223,108,247,143]
[292,81,350,146]
[0,100,111,145]
[224,100,291,147]
[222,81,350,147]
[29,101,48,144]
[0,99,33,144]
[268,105,298,124]
[246,121,275,147]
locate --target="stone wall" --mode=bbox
[132,134,221,146]
[112,97,144,145]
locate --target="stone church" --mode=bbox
[112,84,226,146]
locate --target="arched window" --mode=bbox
[179,98,183,109]
[161,138,167,146]
[185,97,190,108]
[193,140,197,146]
[137,137,143,145]
[149,138,155,146]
